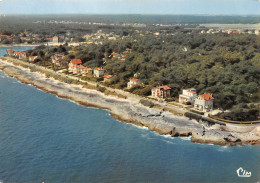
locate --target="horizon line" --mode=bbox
[1,13,260,16]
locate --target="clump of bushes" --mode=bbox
[216,103,260,121]
[97,86,106,93]
[165,98,175,102]
[185,112,202,121]
[83,84,97,90]
[71,80,81,85]
[189,109,204,115]
[29,67,37,72]
[139,99,155,108]
[217,109,259,121]
[63,78,73,84]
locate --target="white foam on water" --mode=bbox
[140,133,154,140]
[179,136,192,141]
[162,134,174,139]
[216,146,232,152]
[133,124,149,130]
[163,140,175,144]
[207,143,214,146]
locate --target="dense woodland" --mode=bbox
[27,31,260,121]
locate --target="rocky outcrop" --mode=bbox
[1,60,260,146]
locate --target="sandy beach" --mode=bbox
[0,57,260,146]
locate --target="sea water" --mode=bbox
[0,47,259,183]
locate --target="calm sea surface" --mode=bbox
[0,47,259,183]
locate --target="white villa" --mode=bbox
[53,36,59,43]
[127,78,141,88]
[179,88,197,104]
[194,93,214,112]
[93,68,104,77]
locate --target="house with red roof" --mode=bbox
[151,85,171,99]
[70,59,82,65]
[94,68,104,77]
[68,59,82,74]
[6,49,15,56]
[179,88,197,104]
[104,75,113,82]
[14,51,20,57]
[127,78,141,88]
[110,52,120,59]
[53,36,59,43]
[112,52,118,56]
[194,93,214,112]
[18,52,27,59]
[29,56,38,62]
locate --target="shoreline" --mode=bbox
[0,58,259,146]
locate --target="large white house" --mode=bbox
[179,88,197,104]
[68,59,82,73]
[194,93,214,112]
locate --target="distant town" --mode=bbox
[0,25,259,46]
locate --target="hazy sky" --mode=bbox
[1,0,260,15]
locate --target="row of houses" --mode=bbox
[1,32,41,44]
[6,49,27,59]
[68,59,107,78]
[200,29,260,35]
[126,78,172,100]
[83,30,120,42]
[6,48,214,112]
[179,88,214,112]
[7,49,40,62]
[150,86,214,112]
[120,76,214,112]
